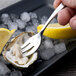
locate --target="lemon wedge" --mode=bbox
[37,23,76,39]
[0,28,15,54]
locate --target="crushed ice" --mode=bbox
[0,12,67,75]
[0,12,66,60]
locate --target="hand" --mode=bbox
[54,0,76,29]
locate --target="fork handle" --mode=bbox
[39,3,64,35]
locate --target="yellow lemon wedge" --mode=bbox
[0,28,15,54]
[37,23,76,39]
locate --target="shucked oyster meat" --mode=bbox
[3,32,38,68]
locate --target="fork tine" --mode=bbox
[21,40,30,49]
[22,44,34,53]
[23,47,37,57]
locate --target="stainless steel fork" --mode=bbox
[21,3,64,57]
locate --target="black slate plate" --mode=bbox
[0,0,76,76]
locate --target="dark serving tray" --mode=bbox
[0,0,76,76]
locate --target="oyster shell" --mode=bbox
[3,32,38,68]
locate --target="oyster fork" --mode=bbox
[21,3,64,56]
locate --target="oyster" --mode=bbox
[3,32,38,68]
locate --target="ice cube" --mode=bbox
[16,19,26,29]
[41,16,48,24]
[10,14,19,22]
[54,42,66,54]
[7,22,18,30]
[1,13,12,24]
[32,19,39,27]
[39,47,55,60]
[44,38,54,49]
[10,70,22,76]
[1,13,11,24]
[0,62,10,75]
[29,12,37,19]
[20,12,30,22]
[1,13,10,19]
[25,25,37,33]
[39,37,55,60]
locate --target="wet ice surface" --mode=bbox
[54,42,66,54]
[0,12,67,75]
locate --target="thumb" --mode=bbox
[62,0,76,8]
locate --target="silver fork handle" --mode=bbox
[39,3,64,35]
